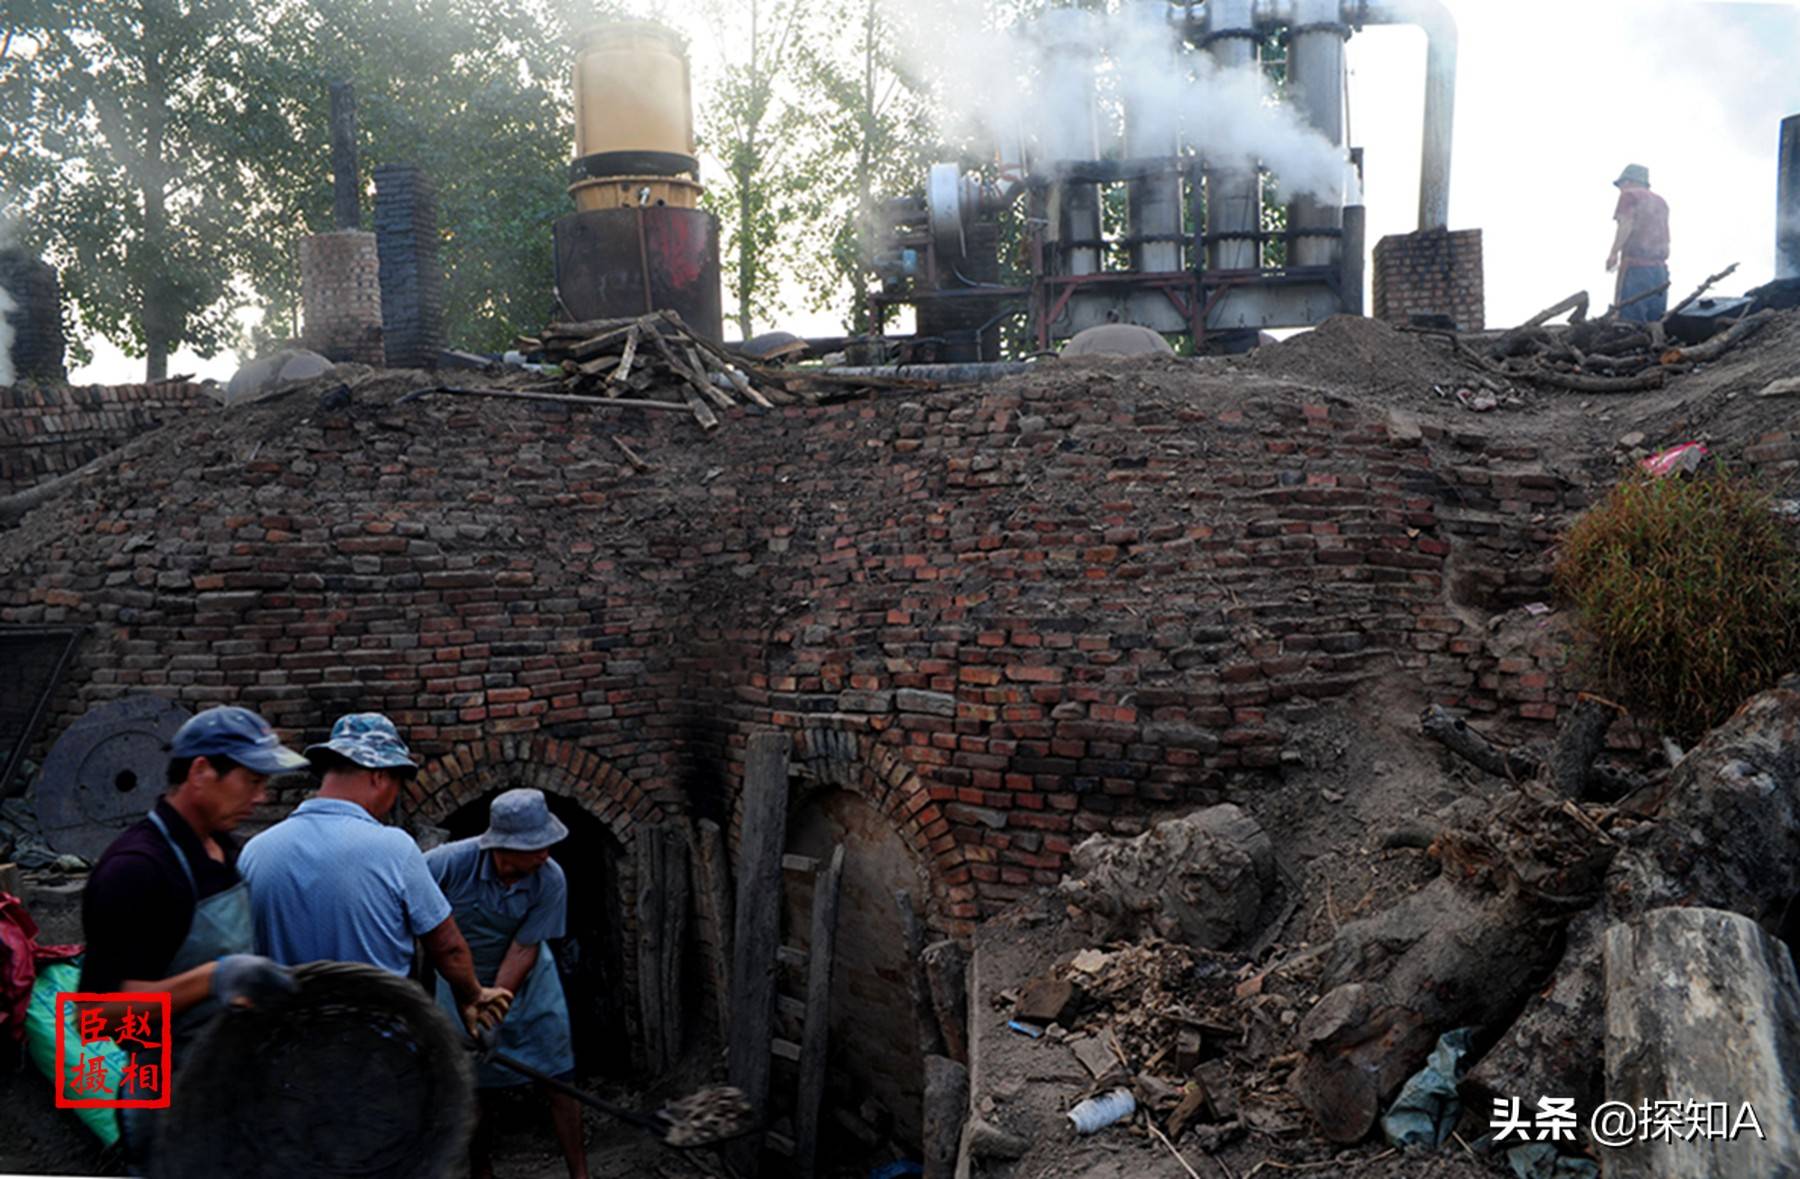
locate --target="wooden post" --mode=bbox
[922,1055,970,1179]
[896,890,945,1058]
[329,81,360,230]
[726,730,791,1177]
[1604,907,1800,1177]
[922,939,970,1065]
[793,844,845,1179]
[635,823,689,1076]
[696,818,736,1036]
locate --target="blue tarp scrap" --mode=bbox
[1380,1026,1477,1148]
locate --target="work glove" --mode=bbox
[212,954,299,1010]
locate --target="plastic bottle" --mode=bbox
[1067,1088,1136,1134]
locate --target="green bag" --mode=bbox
[24,959,126,1146]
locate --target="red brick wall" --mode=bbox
[1373,228,1486,331]
[0,382,213,493]
[1,369,1586,937]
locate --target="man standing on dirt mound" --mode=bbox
[425,788,587,1179]
[1606,163,1672,323]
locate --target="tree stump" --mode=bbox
[1603,907,1800,1177]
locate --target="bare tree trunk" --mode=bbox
[140,31,172,382]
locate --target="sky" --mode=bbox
[67,0,1800,384]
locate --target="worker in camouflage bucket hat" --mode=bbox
[240,713,513,1037]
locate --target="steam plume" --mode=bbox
[896,1,1358,204]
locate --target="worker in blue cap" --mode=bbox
[239,713,511,1037]
[426,788,585,1179]
[81,704,309,1173]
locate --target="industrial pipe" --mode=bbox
[1352,0,1458,230]
[1288,0,1347,267]
[822,362,1035,383]
[1779,113,1800,280]
[1202,0,1263,272]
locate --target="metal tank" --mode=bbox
[554,20,723,339]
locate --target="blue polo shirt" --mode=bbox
[424,837,568,948]
[239,798,452,975]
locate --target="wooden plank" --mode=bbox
[725,729,792,1178]
[771,1037,802,1062]
[569,324,638,359]
[923,939,970,1065]
[794,844,845,1179]
[896,890,945,1057]
[608,325,641,392]
[634,822,689,1075]
[782,853,821,874]
[695,818,735,1036]
[776,946,808,970]
[775,995,807,1021]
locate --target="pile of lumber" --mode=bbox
[517,310,782,431]
[514,310,943,431]
[1421,264,1777,395]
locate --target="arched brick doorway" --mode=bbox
[407,735,668,1074]
[774,724,964,1152]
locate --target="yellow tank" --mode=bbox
[572,21,696,174]
[569,176,704,212]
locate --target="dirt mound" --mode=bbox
[1245,315,1467,401]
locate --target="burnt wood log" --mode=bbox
[1604,907,1800,1177]
[1420,704,1537,779]
[1469,683,1800,1119]
[1549,695,1621,800]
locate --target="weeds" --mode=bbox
[1554,466,1800,742]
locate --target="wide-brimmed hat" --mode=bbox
[305,712,419,773]
[1614,163,1651,188]
[478,788,569,851]
[171,706,310,775]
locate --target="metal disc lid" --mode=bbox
[34,694,193,861]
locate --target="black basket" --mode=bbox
[153,961,473,1178]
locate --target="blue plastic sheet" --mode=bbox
[1380,1026,1476,1148]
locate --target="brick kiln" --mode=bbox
[0,323,1601,1146]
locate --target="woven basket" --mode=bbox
[152,961,473,1178]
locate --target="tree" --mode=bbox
[788,0,936,333]
[698,0,816,340]
[2,0,295,380]
[246,0,618,354]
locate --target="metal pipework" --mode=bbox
[1202,0,1262,272]
[1123,1,1186,274]
[1191,0,1457,231]
[1287,0,1346,268]
[1351,0,1457,230]
[1779,113,1800,280]
[1040,8,1104,277]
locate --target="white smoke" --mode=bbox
[894,0,1359,205]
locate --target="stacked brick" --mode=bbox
[373,164,444,369]
[1,367,1595,940]
[1372,228,1485,332]
[300,231,383,364]
[0,382,211,493]
[0,250,67,383]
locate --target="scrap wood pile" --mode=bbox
[1418,263,1779,398]
[508,310,943,431]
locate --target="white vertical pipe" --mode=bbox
[1203,0,1262,272]
[1352,0,1457,230]
[1288,0,1345,267]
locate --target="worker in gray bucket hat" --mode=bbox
[1607,163,1671,323]
[426,789,584,1179]
[239,712,513,1037]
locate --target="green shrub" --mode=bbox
[1553,467,1800,741]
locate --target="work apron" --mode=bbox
[433,873,575,1088]
[117,810,254,1172]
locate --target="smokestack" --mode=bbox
[1780,113,1800,280]
[330,81,361,230]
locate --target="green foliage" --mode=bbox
[2,0,299,378]
[248,0,614,354]
[1554,467,1800,741]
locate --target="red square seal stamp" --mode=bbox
[53,991,172,1109]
